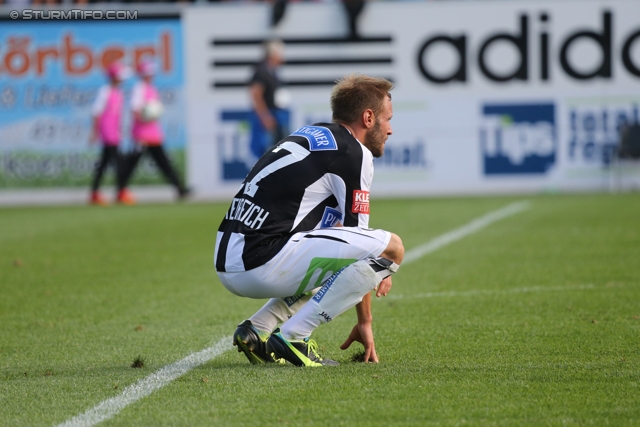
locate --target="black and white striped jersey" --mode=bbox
[215,122,374,273]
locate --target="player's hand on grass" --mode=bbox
[375,276,392,298]
[340,322,379,363]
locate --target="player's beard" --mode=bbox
[364,118,386,158]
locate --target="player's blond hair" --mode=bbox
[331,74,394,124]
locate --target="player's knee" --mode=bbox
[381,233,404,265]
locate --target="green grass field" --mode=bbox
[1,194,639,426]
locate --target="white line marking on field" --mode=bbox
[56,337,233,427]
[388,284,596,300]
[57,201,530,427]
[402,201,530,265]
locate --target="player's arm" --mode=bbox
[340,292,378,363]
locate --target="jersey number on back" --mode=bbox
[243,141,310,197]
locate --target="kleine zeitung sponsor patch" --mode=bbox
[351,190,370,214]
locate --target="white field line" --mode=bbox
[56,337,232,427]
[387,284,596,301]
[402,201,530,265]
[56,201,530,427]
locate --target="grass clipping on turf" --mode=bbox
[130,355,145,368]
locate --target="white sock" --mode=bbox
[249,291,316,334]
[280,259,397,340]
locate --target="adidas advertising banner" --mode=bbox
[184,0,640,199]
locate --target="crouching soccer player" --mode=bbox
[214,74,404,366]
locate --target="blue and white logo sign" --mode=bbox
[292,126,338,151]
[320,206,342,228]
[480,103,556,175]
[219,108,291,181]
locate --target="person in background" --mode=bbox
[89,61,134,206]
[343,0,365,40]
[249,39,290,158]
[121,59,190,201]
[270,0,365,40]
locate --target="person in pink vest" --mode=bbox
[89,61,136,205]
[120,59,189,200]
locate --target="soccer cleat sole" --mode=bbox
[233,334,269,365]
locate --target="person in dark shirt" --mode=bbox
[249,39,290,158]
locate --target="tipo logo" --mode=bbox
[480,103,556,175]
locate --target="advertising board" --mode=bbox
[183,0,640,198]
[0,18,184,189]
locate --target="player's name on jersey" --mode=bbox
[224,197,270,230]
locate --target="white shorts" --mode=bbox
[217,227,391,298]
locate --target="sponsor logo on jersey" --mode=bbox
[319,311,332,322]
[351,190,370,214]
[312,266,347,303]
[224,197,270,230]
[291,126,338,151]
[480,103,556,175]
[320,206,343,228]
[283,294,306,307]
